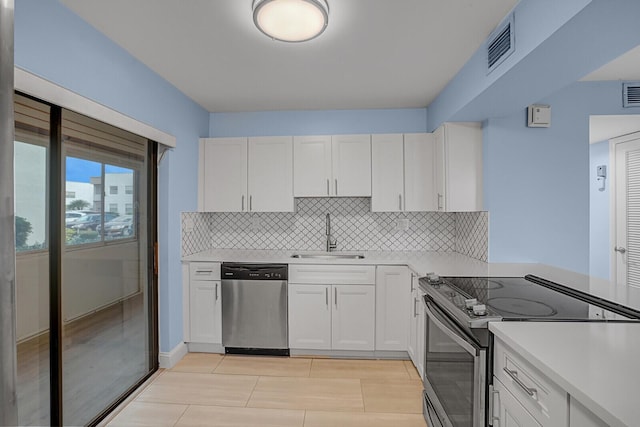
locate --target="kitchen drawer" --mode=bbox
[289,264,375,285]
[189,262,221,281]
[494,339,567,426]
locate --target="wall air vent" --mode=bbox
[623,82,640,108]
[487,13,515,73]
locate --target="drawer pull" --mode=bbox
[196,270,213,274]
[503,367,537,397]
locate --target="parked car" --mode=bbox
[65,210,99,227]
[98,215,134,237]
[71,212,119,231]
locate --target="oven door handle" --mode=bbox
[424,296,480,355]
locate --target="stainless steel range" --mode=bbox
[419,274,640,427]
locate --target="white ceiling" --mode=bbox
[60,0,519,113]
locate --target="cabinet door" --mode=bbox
[371,134,404,212]
[375,266,410,350]
[434,127,446,212]
[331,135,372,197]
[404,133,437,211]
[407,289,418,363]
[248,136,294,212]
[189,281,221,343]
[434,123,483,212]
[415,289,426,379]
[293,135,332,197]
[332,285,375,351]
[493,377,542,427]
[288,284,331,350]
[200,138,247,212]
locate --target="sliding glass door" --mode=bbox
[14,93,158,426]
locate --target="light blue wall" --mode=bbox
[484,81,636,275]
[589,141,610,279]
[428,0,640,131]
[15,1,210,353]
[210,108,427,137]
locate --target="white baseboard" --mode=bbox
[289,349,409,359]
[158,341,188,369]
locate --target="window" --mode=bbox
[125,203,133,215]
[110,185,118,195]
[109,203,118,213]
[125,185,133,195]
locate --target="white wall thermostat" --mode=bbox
[527,104,551,128]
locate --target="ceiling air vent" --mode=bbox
[623,82,640,108]
[487,14,515,73]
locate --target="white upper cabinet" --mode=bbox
[371,133,436,212]
[331,135,372,197]
[434,122,483,212]
[293,135,332,197]
[294,134,371,197]
[371,134,404,212]
[199,137,294,212]
[248,136,294,212]
[404,133,437,211]
[200,137,247,212]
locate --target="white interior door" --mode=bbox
[614,134,640,309]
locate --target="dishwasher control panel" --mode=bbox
[221,263,288,281]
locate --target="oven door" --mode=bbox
[423,295,487,427]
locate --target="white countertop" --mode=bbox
[182,249,496,277]
[490,321,640,427]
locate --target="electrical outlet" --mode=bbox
[183,217,194,233]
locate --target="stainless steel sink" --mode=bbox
[291,253,365,260]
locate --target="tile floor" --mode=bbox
[106,353,427,427]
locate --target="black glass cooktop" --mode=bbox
[438,275,640,321]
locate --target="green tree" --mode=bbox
[15,216,32,248]
[67,199,90,210]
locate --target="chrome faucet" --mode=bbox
[325,213,337,252]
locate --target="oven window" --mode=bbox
[425,318,475,427]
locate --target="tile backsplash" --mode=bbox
[182,198,488,261]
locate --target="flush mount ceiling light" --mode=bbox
[252,0,329,43]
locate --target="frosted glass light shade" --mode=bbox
[253,0,329,42]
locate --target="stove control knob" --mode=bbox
[464,298,478,309]
[472,304,488,316]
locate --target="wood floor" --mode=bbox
[106,353,428,427]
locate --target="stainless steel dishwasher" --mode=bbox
[221,263,289,356]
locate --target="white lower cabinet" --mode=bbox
[375,266,411,351]
[288,283,375,351]
[187,262,222,344]
[189,280,222,343]
[331,285,375,350]
[492,377,542,427]
[407,273,425,378]
[288,284,332,350]
[288,265,376,351]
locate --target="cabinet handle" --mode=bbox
[413,298,418,317]
[334,287,338,308]
[326,179,330,196]
[325,287,329,307]
[503,367,537,397]
[489,386,500,426]
[437,193,443,211]
[335,179,338,195]
[196,270,213,274]
[249,195,252,211]
[215,283,219,301]
[399,194,402,210]
[241,195,245,211]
